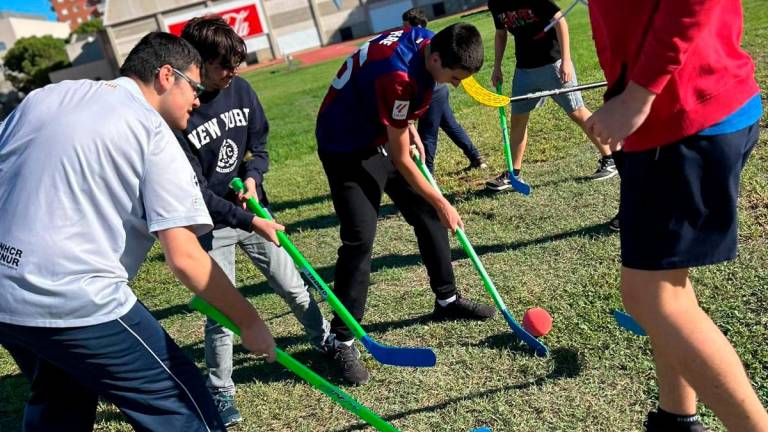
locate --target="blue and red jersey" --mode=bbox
[316,26,436,154]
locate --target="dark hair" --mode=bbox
[181,15,246,69]
[429,23,484,73]
[120,32,201,83]
[402,7,428,28]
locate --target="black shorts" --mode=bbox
[618,122,759,270]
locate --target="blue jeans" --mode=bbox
[0,302,225,431]
[417,83,480,172]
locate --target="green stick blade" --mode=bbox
[187,297,400,432]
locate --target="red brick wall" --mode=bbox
[50,0,98,31]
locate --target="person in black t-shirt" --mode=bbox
[484,0,617,192]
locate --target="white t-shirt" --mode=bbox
[0,77,212,327]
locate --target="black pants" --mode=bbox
[417,84,480,172]
[320,149,457,341]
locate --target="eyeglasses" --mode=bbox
[157,66,206,98]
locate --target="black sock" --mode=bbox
[657,408,702,427]
[602,154,613,162]
[512,168,521,177]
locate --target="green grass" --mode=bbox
[2,2,767,431]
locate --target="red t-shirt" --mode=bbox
[589,0,760,151]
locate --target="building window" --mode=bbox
[339,26,353,41]
[61,8,68,15]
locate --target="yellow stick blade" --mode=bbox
[460,76,511,108]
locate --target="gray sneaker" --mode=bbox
[467,155,488,170]
[588,157,618,181]
[485,172,512,191]
[212,393,242,427]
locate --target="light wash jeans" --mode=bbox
[200,226,331,395]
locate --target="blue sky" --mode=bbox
[0,0,56,20]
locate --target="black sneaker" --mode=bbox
[331,343,369,386]
[467,155,488,170]
[588,157,618,181]
[432,294,496,322]
[485,172,512,191]
[314,332,335,355]
[212,393,243,427]
[608,212,620,231]
[644,410,707,432]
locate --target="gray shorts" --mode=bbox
[510,59,585,114]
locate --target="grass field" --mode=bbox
[1,2,767,431]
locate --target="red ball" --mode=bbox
[522,307,553,338]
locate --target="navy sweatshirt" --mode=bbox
[175,76,269,232]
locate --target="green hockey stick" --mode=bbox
[497,83,531,195]
[229,178,436,368]
[188,296,400,431]
[412,154,549,356]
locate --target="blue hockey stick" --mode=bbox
[613,310,646,336]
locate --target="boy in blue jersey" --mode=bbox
[316,23,495,385]
[402,7,487,173]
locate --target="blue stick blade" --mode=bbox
[501,309,549,357]
[507,172,531,195]
[613,310,647,336]
[361,336,437,367]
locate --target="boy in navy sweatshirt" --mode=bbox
[175,16,332,427]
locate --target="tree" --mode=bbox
[2,35,70,93]
[73,18,104,36]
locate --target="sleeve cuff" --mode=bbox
[234,208,255,232]
[245,170,264,186]
[149,215,213,237]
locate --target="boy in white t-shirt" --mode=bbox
[0,32,280,431]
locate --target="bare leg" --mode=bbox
[621,267,768,430]
[568,106,611,157]
[509,112,530,171]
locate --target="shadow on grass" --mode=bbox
[0,372,28,431]
[368,221,614,274]
[176,336,330,386]
[144,250,166,264]
[332,346,582,431]
[361,315,433,335]
[476,332,583,370]
[150,223,614,322]
[283,189,461,233]
[269,193,331,213]
[284,202,399,232]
